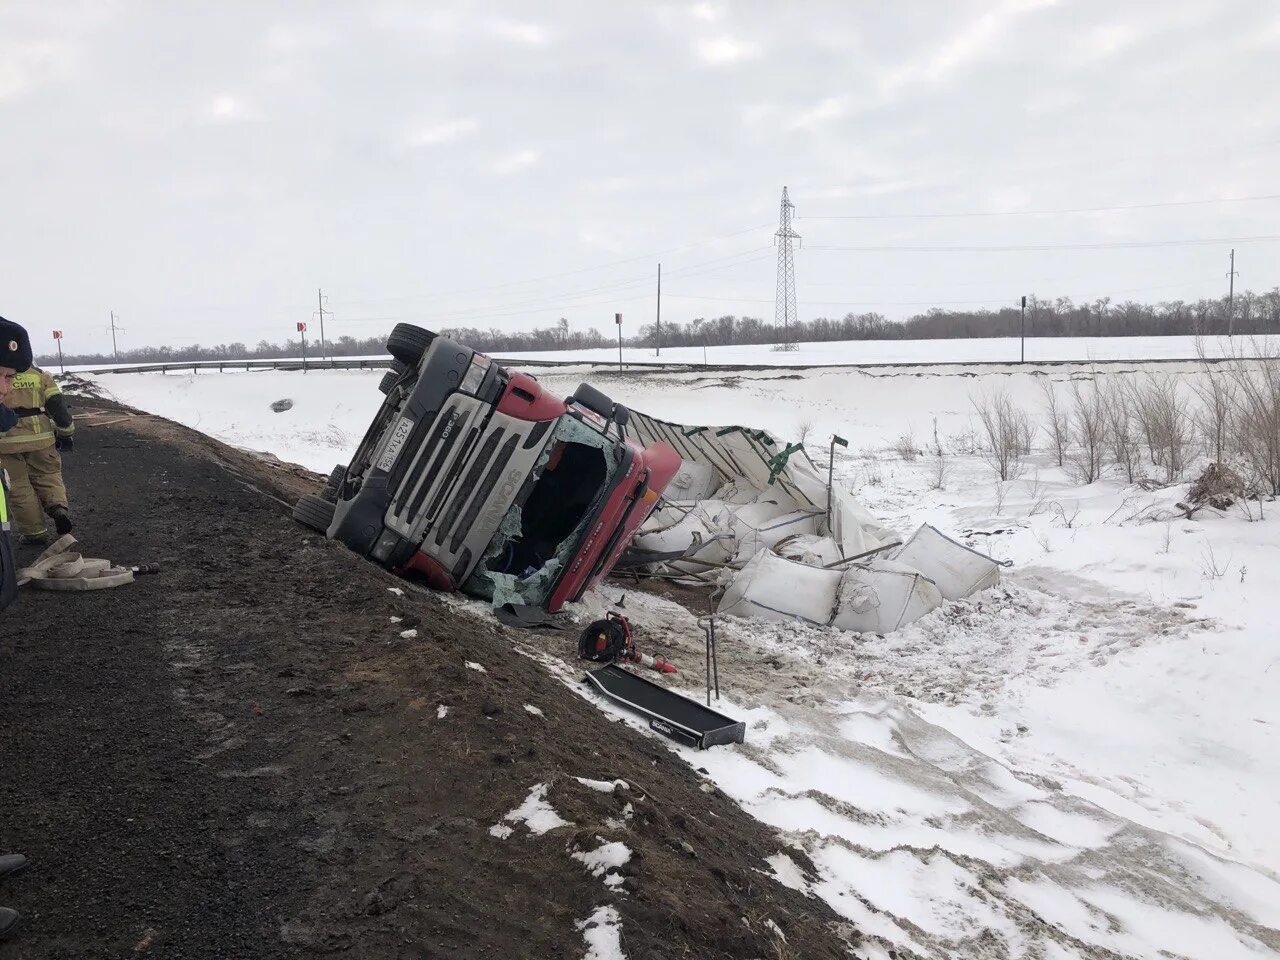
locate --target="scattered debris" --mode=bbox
[465,661,487,673]
[1187,461,1249,511]
[269,399,294,413]
[524,704,544,717]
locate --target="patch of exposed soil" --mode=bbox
[0,400,858,959]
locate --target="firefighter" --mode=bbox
[0,327,75,545]
[1,316,33,939]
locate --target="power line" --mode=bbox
[331,251,775,325]
[331,222,773,307]
[808,234,1280,253]
[799,192,1280,221]
[661,279,1222,307]
[326,245,771,323]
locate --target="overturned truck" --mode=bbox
[293,324,679,611]
[293,324,1002,629]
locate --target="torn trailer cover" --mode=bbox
[293,324,681,612]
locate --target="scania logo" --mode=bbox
[651,720,674,736]
[479,468,524,532]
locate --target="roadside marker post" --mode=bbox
[53,330,64,375]
[615,312,623,375]
[297,321,308,373]
[1020,295,1027,363]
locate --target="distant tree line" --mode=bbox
[35,288,1280,366]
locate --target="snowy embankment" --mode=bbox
[87,357,1280,959]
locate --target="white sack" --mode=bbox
[892,524,1001,600]
[631,511,734,570]
[664,460,720,502]
[775,534,844,567]
[828,487,899,556]
[716,550,839,626]
[733,509,820,562]
[832,559,943,633]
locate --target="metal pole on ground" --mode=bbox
[826,434,847,533]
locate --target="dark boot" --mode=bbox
[0,854,28,880]
[18,531,49,546]
[0,906,18,939]
[48,506,73,536]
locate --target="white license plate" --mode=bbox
[376,416,415,472]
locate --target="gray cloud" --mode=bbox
[1,0,1277,353]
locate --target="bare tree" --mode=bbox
[1226,342,1280,496]
[1192,341,1237,465]
[1039,378,1069,467]
[1101,379,1140,483]
[1129,374,1194,484]
[972,389,1031,481]
[1066,380,1108,484]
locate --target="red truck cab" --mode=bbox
[294,324,680,612]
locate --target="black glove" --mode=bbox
[55,435,74,452]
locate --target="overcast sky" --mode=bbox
[3,0,1278,354]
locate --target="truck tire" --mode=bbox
[293,493,336,533]
[387,323,435,367]
[571,383,615,419]
[378,370,400,395]
[322,464,346,502]
[390,358,407,375]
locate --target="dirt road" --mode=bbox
[0,403,857,959]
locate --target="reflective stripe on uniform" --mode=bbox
[0,430,56,450]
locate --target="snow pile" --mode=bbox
[575,777,629,793]
[572,839,632,890]
[489,783,572,839]
[576,905,626,960]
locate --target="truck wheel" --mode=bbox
[387,323,435,367]
[390,358,407,375]
[322,464,346,502]
[378,370,400,395]
[293,493,336,533]
[571,383,615,418]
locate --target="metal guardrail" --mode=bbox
[65,356,692,375]
[68,352,1238,376]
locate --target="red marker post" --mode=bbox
[52,330,64,375]
[297,321,308,373]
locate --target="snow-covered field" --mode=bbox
[86,357,1280,959]
[63,333,1263,375]
[499,333,1262,367]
